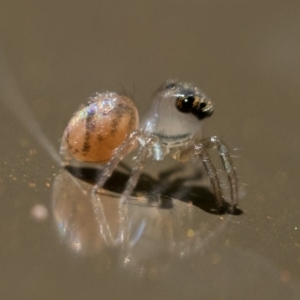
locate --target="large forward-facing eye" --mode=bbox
[176,96,195,113]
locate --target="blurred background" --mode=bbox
[0,1,300,299]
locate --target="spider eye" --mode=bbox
[176,96,195,113]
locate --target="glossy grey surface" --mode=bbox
[1,1,300,299]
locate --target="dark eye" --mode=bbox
[176,96,195,113]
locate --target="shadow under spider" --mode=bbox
[64,163,243,216]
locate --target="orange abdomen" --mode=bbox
[61,92,139,163]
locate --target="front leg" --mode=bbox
[201,136,238,212]
[173,142,225,211]
[196,143,225,210]
[175,137,238,212]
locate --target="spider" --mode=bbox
[61,79,238,212]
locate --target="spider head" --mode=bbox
[141,80,214,143]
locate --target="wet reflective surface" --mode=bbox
[1,1,300,299]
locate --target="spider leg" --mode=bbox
[92,131,140,193]
[119,136,153,205]
[197,143,225,210]
[202,136,238,211]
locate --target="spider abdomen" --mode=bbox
[61,92,139,163]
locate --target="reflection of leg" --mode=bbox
[198,144,224,210]
[90,193,115,246]
[117,136,153,243]
[203,136,238,210]
[92,131,139,193]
